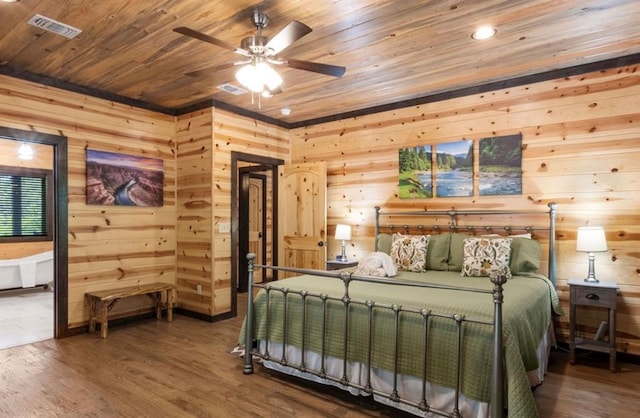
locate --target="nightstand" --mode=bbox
[326,259,358,270]
[568,279,618,371]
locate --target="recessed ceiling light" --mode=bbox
[2,0,20,3]
[472,25,497,40]
[280,107,291,116]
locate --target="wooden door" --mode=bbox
[278,162,327,276]
[248,175,265,283]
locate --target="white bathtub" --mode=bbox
[0,250,53,291]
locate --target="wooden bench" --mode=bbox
[85,282,176,338]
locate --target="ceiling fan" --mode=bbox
[174,9,346,99]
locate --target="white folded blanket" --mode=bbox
[354,252,397,277]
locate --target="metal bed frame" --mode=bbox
[243,202,557,418]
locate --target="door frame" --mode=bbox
[0,127,69,338]
[231,151,284,317]
[238,169,267,293]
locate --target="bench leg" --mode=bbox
[99,302,109,339]
[167,288,175,322]
[155,291,162,320]
[88,298,97,333]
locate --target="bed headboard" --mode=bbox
[374,202,558,285]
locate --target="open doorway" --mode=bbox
[0,127,68,343]
[231,151,283,317]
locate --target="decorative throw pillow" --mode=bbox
[461,237,512,277]
[390,234,430,272]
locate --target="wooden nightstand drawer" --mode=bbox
[571,285,616,308]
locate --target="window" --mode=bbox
[0,165,53,242]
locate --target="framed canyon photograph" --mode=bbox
[86,149,164,207]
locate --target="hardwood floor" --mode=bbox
[0,296,638,418]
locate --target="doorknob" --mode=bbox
[318,241,324,247]
[258,232,263,238]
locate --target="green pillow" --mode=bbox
[376,233,393,255]
[509,237,542,274]
[447,232,470,271]
[426,233,450,271]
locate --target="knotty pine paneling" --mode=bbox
[0,75,177,329]
[176,108,289,317]
[291,64,640,355]
[176,109,214,316]
[213,109,288,313]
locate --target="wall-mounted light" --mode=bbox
[18,143,34,160]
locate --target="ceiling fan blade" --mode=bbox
[174,26,251,57]
[265,20,312,56]
[287,58,346,78]
[185,62,239,77]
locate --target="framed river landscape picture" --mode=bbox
[398,145,433,199]
[435,139,473,197]
[86,149,164,206]
[479,134,522,196]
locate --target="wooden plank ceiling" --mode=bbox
[1,0,639,126]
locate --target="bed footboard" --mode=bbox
[243,253,508,418]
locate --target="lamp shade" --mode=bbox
[335,224,351,241]
[576,226,607,252]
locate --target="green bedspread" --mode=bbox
[241,270,562,418]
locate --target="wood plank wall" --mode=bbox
[0,75,177,329]
[0,141,54,259]
[176,108,288,317]
[290,65,640,356]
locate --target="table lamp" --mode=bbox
[335,224,351,261]
[576,226,607,283]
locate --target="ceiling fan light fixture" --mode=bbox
[235,62,282,93]
[236,64,261,92]
[258,62,283,91]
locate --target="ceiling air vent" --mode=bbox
[28,14,82,39]
[217,83,248,96]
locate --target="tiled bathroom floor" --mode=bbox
[0,287,53,350]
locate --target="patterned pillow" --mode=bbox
[461,237,512,277]
[390,234,430,272]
